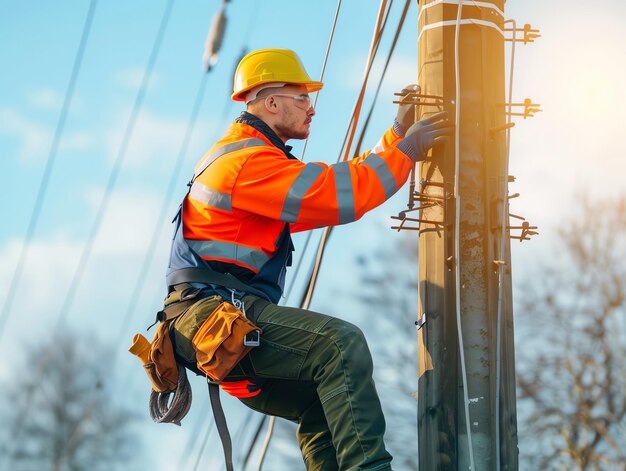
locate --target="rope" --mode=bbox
[149,365,193,425]
[452,1,477,469]
[0,0,98,342]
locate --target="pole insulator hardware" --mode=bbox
[393,91,445,112]
[504,23,541,44]
[498,98,542,119]
[202,0,228,72]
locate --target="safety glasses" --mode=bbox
[269,93,312,110]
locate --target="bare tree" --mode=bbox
[0,330,140,471]
[517,195,626,470]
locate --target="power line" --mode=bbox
[54,0,175,331]
[300,0,393,310]
[255,1,396,466]
[354,0,412,156]
[2,3,175,468]
[0,0,98,342]
[115,71,210,351]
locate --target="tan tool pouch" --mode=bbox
[192,301,262,382]
[130,321,178,393]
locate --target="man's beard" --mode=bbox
[275,121,309,140]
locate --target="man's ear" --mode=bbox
[264,96,280,115]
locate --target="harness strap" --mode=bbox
[167,267,270,300]
[208,379,234,471]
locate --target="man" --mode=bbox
[165,48,450,470]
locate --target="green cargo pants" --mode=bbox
[170,292,393,471]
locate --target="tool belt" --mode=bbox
[130,283,263,391]
[129,275,269,471]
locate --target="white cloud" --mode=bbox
[333,52,418,95]
[0,107,95,163]
[27,88,63,110]
[114,66,162,90]
[105,108,216,168]
[0,186,173,343]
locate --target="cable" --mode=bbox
[254,2,351,465]
[354,0,411,156]
[281,0,343,305]
[55,0,174,331]
[0,0,98,342]
[299,0,392,315]
[256,413,275,471]
[242,415,268,470]
[300,0,343,160]
[495,17,518,471]
[192,420,215,471]
[115,71,210,354]
[2,3,174,467]
[452,1,476,469]
[339,0,391,162]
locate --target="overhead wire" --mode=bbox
[282,0,343,305]
[452,1,477,469]
[354,0,411,158]
[2,2,175,468]
[300,0,392,314]
[192,420,215,471]
[115,70,210,355]
[242,415,268,470]
[0,0,98,342]
[0,2,99,468]
[55,0,175,331]
[256,1,397,468]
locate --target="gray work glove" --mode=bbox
[397,111,453,162]
[396,84,420,132]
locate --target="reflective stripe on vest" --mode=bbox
[189,182,232,211]
[186,137,271,271]
[362,153,397,199]
[186,239,271,273]
[279,163,325,222]
[333,161,356,224]
[194,137,268,181]
[189,137,268,211]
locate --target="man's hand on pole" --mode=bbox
[397,111,453,162]
[396,83,420,130]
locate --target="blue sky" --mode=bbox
[1,0,626,468]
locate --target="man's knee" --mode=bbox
[321,319,373,371]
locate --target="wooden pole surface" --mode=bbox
[416,1,519,469]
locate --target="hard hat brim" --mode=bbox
[232,80,323,102]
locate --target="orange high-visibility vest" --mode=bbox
[168,115,414,301]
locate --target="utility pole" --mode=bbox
[389,1,537,469]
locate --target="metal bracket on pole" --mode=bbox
[504,23,541,44]
[393,92,445,112]
[490,175,538,242]
[498,98,542,119]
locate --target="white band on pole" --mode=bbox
[418,19,504,43]
[418,0,504,21]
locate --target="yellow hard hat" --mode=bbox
[232,48,323,102]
